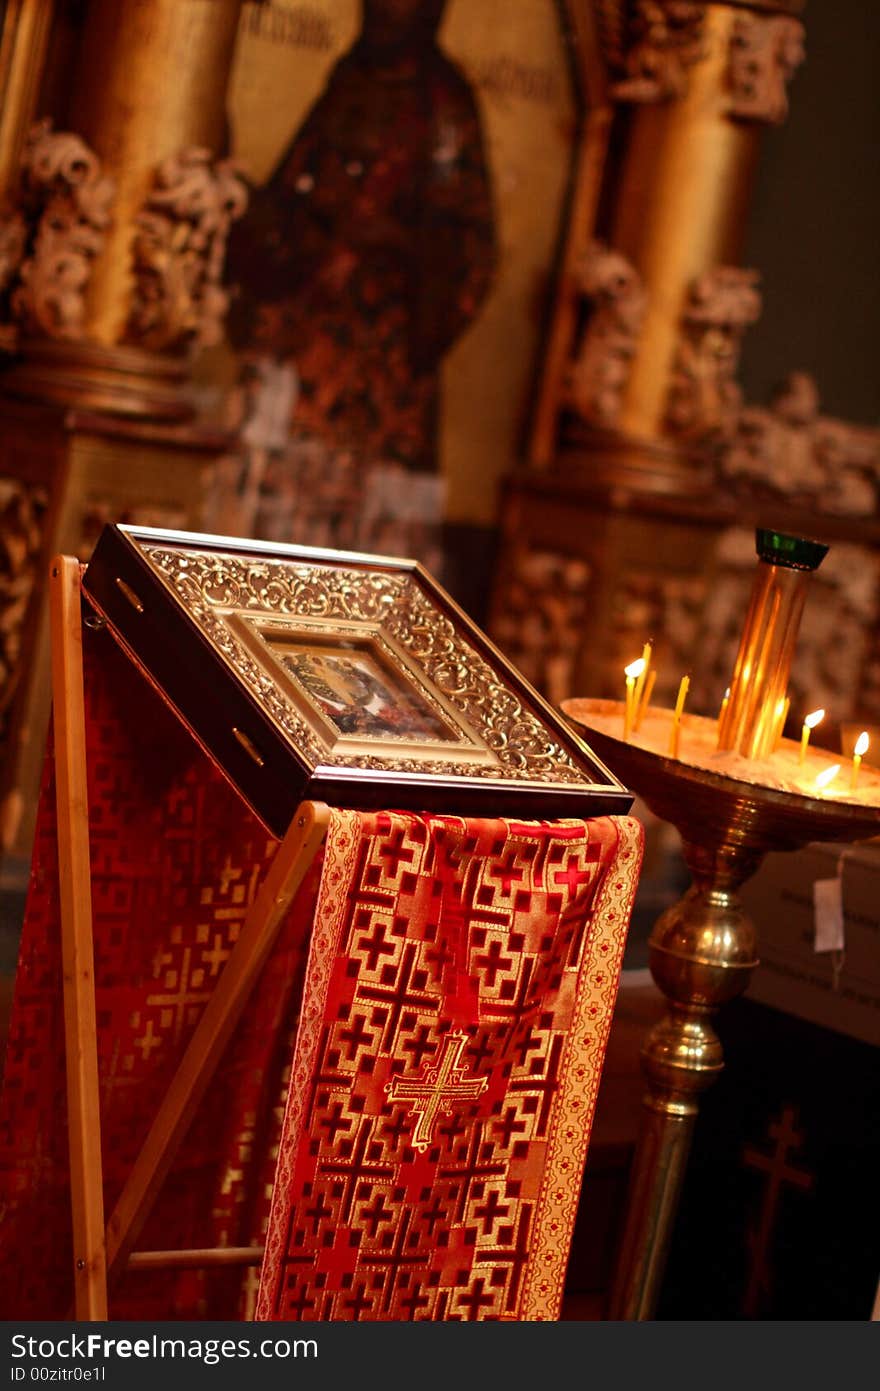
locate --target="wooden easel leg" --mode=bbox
[104,800,330,1285]
[49,556,108,1320]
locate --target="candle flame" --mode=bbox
[724,687,730,700]
[815,763,841,790]
[855,731,870,757]
[804,708,824,729]
[625,658,646,679]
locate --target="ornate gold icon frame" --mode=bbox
[83,525,631,832]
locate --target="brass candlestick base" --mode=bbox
[562,698,880,1321]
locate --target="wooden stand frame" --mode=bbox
[49,555,330,1319]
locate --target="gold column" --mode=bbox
[0,0,245,419]
[0,0,247,856]
[70,0,242,350]
[611,4,760,443]
[552,0,806,492]
[0,0,55,197]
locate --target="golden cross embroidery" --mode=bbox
[385,1032,488,1152]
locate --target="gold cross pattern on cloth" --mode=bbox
[385,1032,488,1152]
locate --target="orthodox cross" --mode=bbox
[742,1102,814,1317]
[385,1031,488,1152]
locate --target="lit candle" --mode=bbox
[633,641,652,726]
[623,657,646,741]
[799,708,825,765]
[716,687,731,751]
[668,674,690,759]
[635,668,657,731]
[815,763,841,793]
[773,696,791,751]
[850,731,869,791]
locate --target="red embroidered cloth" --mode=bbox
[0,624,642,1320]
[258,809,641,1321]
[0,627,318,1320]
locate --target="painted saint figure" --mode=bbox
[226,0,498,562]
[282,645,452,741]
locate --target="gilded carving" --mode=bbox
[491,547,593,708]
[490,538,708,714]
[721,372,880,517]
[665,266,762,443]
[612,1,705,103]
[125,148,248,353]
[9,119,114,339]
[141,542,586,785]
[0,479,47,735]
[727,14,805,125]
[567,242,646,427]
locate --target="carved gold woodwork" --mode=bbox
[597,1,806,114]
[727,12,805,124]
[489,546,593,709]
[11,119,115,341]
[125,148,248,353]
[0,120,114,348]
[0,121,248,417]
[0,122,240,419]
[491,526,710,712]
[0,0,245,419]
[665,265,762,442]
[612,1,705,103]
[536,4,806,490]
[721,372,880,516]
[567,242,647,426]
[489,473,722,714]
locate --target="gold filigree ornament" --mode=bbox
[82,526,631,830]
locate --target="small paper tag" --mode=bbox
[813,876,845,953]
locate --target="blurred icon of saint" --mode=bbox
[225,0,497,565]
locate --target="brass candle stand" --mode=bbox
[561,698,880,1321]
